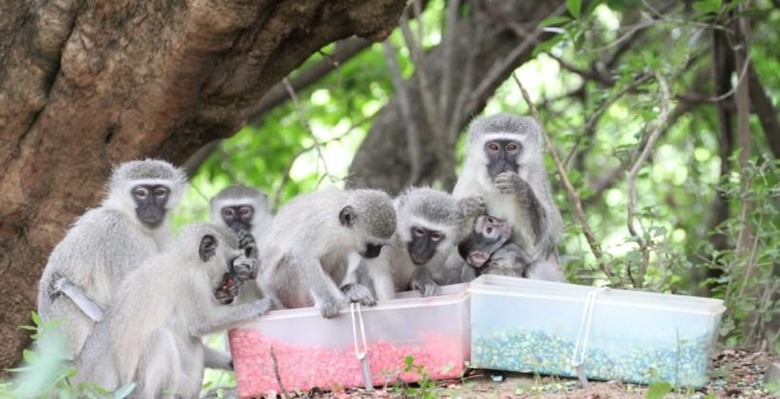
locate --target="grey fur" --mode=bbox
[453,113,565,280]
[72,224,271,398]
[37,159,187,359]
[258,188,396,318]
[351,188,469,300]
[210,184,273,303]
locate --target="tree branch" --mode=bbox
[513,74,611,280]
[626,73,672,288]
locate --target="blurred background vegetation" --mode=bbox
[178,0,779,352]
[6,0,779,396]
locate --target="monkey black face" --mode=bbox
[361,242,384,259]
[406,227,443,265]
[485,139,522,180]
[221,205,255,232]
[458,215,512,268]
[132,184,170,229]
[199,234,218,261]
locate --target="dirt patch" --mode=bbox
[298,350,777,399]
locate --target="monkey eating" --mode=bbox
[71,224,271,398]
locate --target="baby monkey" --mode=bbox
[459,215,566,282]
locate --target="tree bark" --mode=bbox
[0,0,405,371]
[347,0,564,194]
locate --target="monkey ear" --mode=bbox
[199,234,218,261]
[338,205,356,227]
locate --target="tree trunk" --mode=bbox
[0,0,406,371]
[347,0,564,194]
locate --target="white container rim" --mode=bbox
[468,275,726,316]
[236,283,470,326]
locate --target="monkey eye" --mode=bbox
[430,232,444,242]
[222,208,235,217]
[486,216,495,223]
[506,143,520,152]
[153,187,169,197]
[133,187,149,199]
[487,142,500,153]
[412,227,426,237]
[239,206,253,216]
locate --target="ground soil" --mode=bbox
[307,349,777,399]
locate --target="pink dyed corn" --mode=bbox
[229,328,465,398]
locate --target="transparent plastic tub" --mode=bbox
[229,284,470,398]
[469,275,725,387]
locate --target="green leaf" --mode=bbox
[645,381,673,399]
[114,383,137,399]
[692,0,722,13]
[567,0,582,18]
[532,34,565,57]
[31,311,41,326]
[539,15,571,28]
[21,349,35,363]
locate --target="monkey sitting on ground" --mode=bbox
[37,159,188,360]
[348,187,484,301]
[259,189,397,319]
[210,184,273,302]
[71,224,271,398]
[452,113,564,279]
[458,214,567,282]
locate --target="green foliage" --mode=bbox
[5,312,132,398]
[644,381,673,399]
[389,355,438,399]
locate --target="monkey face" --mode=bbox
[132,184,170,229]
[221,205,255,232]
[361,242,384,259]
[406,226,444,265]
[458,215,512,268]
[484,139,522,180]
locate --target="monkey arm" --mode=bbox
[192,298,272,336]
[455,196,486,243]
[410,266,440,297]
[495,172,557,260]
[50,275,105,322]
[294,254,348,319]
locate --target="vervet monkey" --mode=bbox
[37,159,187,359]
[72,224,271,398]
[458,214,566,282]
[259,189,396,319]
[452,113,564,273]
[210,184,273,258]
[351,188,478,301]
[210,184,272,302]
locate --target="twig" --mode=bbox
[625,72,672,287]
[438,0,460,120]
[270,345,290,399]
[271,117,371,206]
[282,78,333,185]
[383,41,423,186]
[512,74,611,280]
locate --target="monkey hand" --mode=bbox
[236,229,259,259]
[341,283,377,307]
[231,255,259,281]
[459,196,486,218]
[495,171,531,198]
[250,298,273,316]
[317,294,344,319]
[215,273,240,305]
[411,269,440,297]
